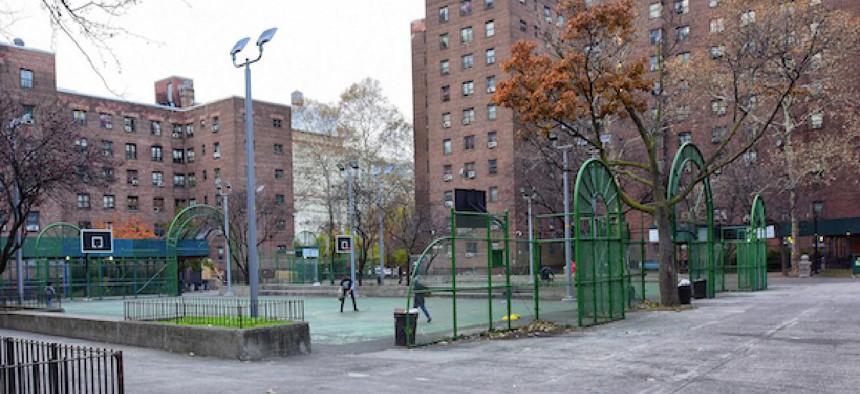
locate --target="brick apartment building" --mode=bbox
[412,0,860,264]
[0,41,295,261]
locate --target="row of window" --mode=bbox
[438,48,496,76]
[441,158,499,180]
[441,75,496,101]
[442,131,497,155]
[75,193,287,211]
[113,167,286,188]
[70,111,283,134]
[77,139,285,161]
[438,0,494,23]
[441,105,497,128]
[443,186,500,206]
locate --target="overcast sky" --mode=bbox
[2,0,425,120]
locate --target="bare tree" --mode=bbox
[224,190,292,284]
[0,96,114,275]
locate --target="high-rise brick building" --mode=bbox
[412,0,860,263]
[0,41,295,261]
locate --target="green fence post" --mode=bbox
[450,209,458,338]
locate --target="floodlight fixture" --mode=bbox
[230,37,250,57]
[256,27,278,47]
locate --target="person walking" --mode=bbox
[45,281,56,308]
[339,275,358,312]
[413,281,431,322]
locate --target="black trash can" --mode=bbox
[693,278,707,299]
[678,284,692,305]
[394,310,418,346]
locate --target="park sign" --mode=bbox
[336,235,353,254]
[80,229,114,254]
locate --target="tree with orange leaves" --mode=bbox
[493,0,860,304]
[94,215,156,239]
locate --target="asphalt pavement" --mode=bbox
[1,276,858,393]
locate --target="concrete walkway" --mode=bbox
[1,276,859,393]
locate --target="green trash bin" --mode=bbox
[853,256,860,275]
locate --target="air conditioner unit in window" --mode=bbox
[444,201,454,208]
[443,174,453,182]
[466,170,476,178]
[213,152,221,159]
[465,252,476,258]
[26,224,39,232]
[153,207,161,212]
[487,141,497,149]
[131,178,139,186]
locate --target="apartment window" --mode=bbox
[276,219,286,231]
[153,198,165,211]
[711,99,727,116]
[489,186,499,203]
[274,143,284,155]
[72,110,87,126]
[541,6,551,22]
[212,116,220,132]
[674,0,689,14]
[460,0,472,16]
[464,162,476,178]
[486,48,495,65]
[275,194,285,205]
[488,131,498,146]
[103,195,116,210]
[77,193,91,209]
[20,69,34,89]
[710,45,725,59]
[676,26,690,42]
[214,168,221,180]
[443,139,452,155]
[171,124,182,138]
[462,54,474,70]
[710,18,725,33]
[711,126,727,143]
[709,0,719,7]
[199,119,206,129]
[743,150,758,164]
[649,3,662,18]
[678,105,691,120]
[649,28,663,45]
[443,165,453,176]
[810,113,824,129]
[488,159,498,175]
[677,52,690,63]
[152,171,164,186]
[486,76,496,93]
[26,212,39,231]
[123,117,136,133]
[202,170,208,180]
[186,148,195,163]
[464,135,476,150]
[151,120,162,136]
[741,10,756,26]
[275,169,285,179]
[460,27,473,44]
[485,20,495,37]
[101,140,113,157]
[125,143,137,160]
[127,196,139,211]
[441,60,450,75]
[101,167,115,181]
[440,33,449,49]
[649,56,659,71]
[99,113,113,129]
[679,131,692,145]
[273,118,283,128]
[462,108,475,125]
[439,6,448,23]
[187,172,196,187]
[462,81,474,96]
[443,112,452,128]
[127,169,139,185]
[20,105,34,124]
[151,145,163,162]
[173,173,186,187]
[442,85,451,102]
[519,20,527,32]
[185,124,194,137]
[213,142,221,157]
[466,242,478,256]
[487,104,497,120]
[810,0,820,5]
[485,0,494,9]
[75,138,88,152]
[172,149,185,164]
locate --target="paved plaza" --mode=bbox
[2,276,859,393]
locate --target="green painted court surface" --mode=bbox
[60,295,582,345]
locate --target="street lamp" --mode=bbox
[549,132,575,301]
[520,187,537,284]
[813,201,823,274]
[372,166,394,285]
[215,179,233,296]
[337,161,360,293]
[231,27,277,317]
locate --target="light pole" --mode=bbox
[520,187,536,284]
[215,179,233,296]
[230,27,277,317]
[338,161,359,293]
[372,166,394,285]
[550,133,575,301]
[813,201,823,274]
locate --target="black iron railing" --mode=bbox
[0,337,123,394]
[123,298,304,329]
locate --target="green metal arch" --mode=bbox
[34,222,81,289]
[573,158,626,326]
[166,204,223,296]
[740,195,768,291]
[667,143,718,298]
[34,222,81,259]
